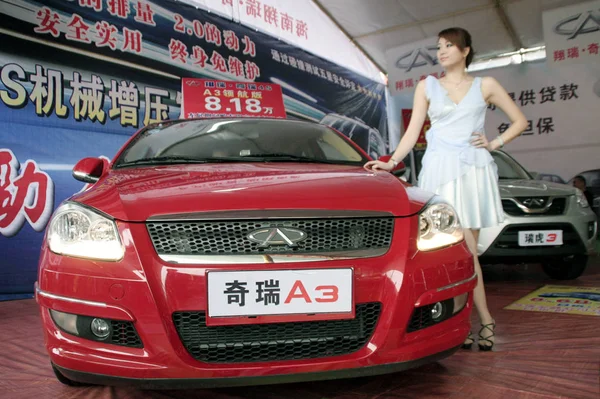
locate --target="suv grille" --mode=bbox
[502,197,567,217]
[147,218,394,255]
[173,303,381,363]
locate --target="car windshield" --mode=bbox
[491,151,532,180]
[114,119,369,168]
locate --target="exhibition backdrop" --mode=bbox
[0,0,388,297]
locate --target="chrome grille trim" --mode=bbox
[502,196,567,215]
[147,209,394,221]
[159,248,389,264]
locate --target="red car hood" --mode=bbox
[72,163,432,221]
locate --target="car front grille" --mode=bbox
[502,197,567,217]
[147,218,394,255]
[407,298,455,332]
[110,321,143,348]
[407,304,436,332]
[172,303,381,363]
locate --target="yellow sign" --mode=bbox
[504,285,600,317]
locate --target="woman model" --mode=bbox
[365,27,527,350]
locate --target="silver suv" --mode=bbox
[401,149,597,280]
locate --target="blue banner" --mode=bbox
[0,0,388,297]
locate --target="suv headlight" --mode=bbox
[418,197,464,251]
[47,202,124,261]
[575,189,590,208]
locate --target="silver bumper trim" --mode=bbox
[36,287,108,308]
[436,272,477,292]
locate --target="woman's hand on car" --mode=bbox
[364,160,394,172]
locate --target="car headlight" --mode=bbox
[418,197,464,251]
[47,202,124,261]
[575,189,590,208]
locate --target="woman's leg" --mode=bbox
[463,228,495,347]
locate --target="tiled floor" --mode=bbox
[1,258,598,399]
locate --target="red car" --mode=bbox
[35,118,476,388]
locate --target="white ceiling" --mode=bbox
[316,0,591,73]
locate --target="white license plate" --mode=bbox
[518,230,563,246]
[207,268,353,317]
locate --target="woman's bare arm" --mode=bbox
[389,79,429,164]
[482,77,528,150]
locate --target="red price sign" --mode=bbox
[181,78,287,119]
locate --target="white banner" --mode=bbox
[473,61,600,181]
[178,0,384,83]
[542,0,600,67]
[384,36,444,95]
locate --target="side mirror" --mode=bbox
[530,171,539,179]
[378,155,406,175]
[73,157,107,183]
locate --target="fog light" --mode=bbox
[453,293,469,314]
[49,309,79,336]
[431,302,444,320]
[90,318,110,338]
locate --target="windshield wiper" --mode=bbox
[117,153,362,168]
[241,153,355,164]
[116,156,249,168]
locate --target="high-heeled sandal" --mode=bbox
[478,321,496,351]
[462,331,474,349]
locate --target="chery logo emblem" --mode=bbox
[521,198,546,208]
[395,46,438,72]
[553,9,600,39]
[247,227,307,248]
[185,80,203,86]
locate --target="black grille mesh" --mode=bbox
[110,321,143,348]
[407,299,454,333]
[407,304,436,332]
[173,303,381,363]
[147,218,394,255]
[502,197,567,217]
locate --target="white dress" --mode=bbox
[417,76,504,229]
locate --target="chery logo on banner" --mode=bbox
[395,46,439,72]
[554,9,600,39]
[0,149,54,237]
[543,0,600,67]
[385,36,444,95]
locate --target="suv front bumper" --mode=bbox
[478,199,597,263]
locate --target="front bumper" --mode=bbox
[478,199,597,263]
[36,270,475,385]
[36,218,476,386]
[53,345,461,389]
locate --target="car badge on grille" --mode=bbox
[247,227,307,248]
[521,197,546,208]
